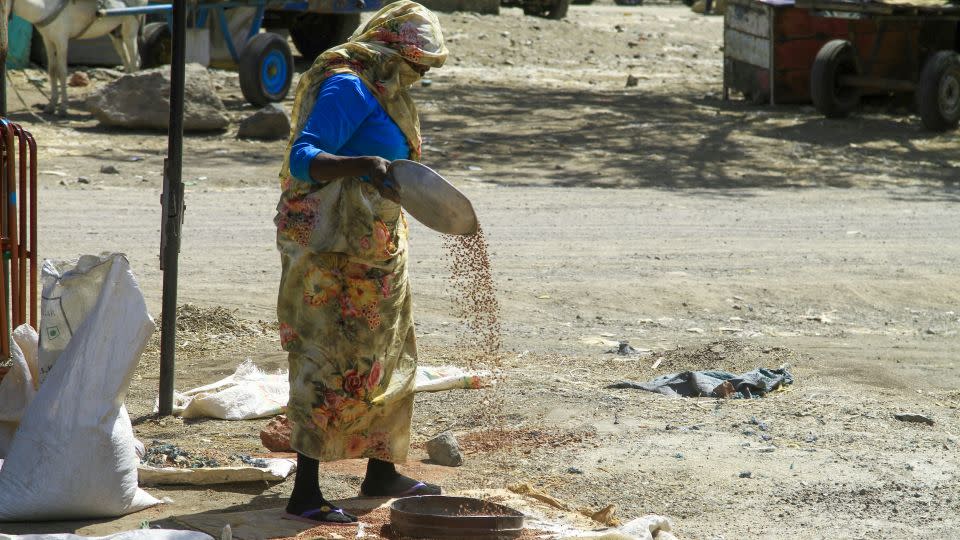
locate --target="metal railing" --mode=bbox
[0,119,38,358]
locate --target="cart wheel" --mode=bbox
[545,0,571,18]
[810,40,861,119]
[139,22,171,69]
[917,50,960,132]
[290,13,361,62]
[239,33,294,107]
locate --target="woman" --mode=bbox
[275,1,447,524]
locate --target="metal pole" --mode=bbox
[0,8,8,117]
[158,0,187,416]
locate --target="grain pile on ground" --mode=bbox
[625,339,810,380]
[458,427,593,454]
[141,441,269,469]
[146,303,276,353]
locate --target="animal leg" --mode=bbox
[122,17,141,71]
[40,33,63,114]
[108,29,130,71]
[53,36,70,116]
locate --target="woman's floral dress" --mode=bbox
[277,177,417,462]
[275,0,447,463]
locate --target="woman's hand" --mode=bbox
[307,154,401,203]
[365,156,401,204]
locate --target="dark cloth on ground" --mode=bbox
[607,367,794,398]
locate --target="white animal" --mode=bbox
[6,0,147,115]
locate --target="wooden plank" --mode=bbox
[838,74,917,90]
[725,57,771,102]
[773,38,825,70]
[797,0,960,14]
[795,0,896,14]
[726,2,771,37]
[774,7,819,38]
[772,32,913,70]
[772,68,811,102]
[725,28,772,68]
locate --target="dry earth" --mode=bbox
[1,3,959,539]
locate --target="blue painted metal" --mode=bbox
[216,7,242,62]
[248,4,267,43]
[261,49,289,96]
[197,8,209,28]
[99,3,173,16]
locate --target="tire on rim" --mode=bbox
[916,50,960,132]
[139,22,172,69]
[239,32,294,107]
[545,0,570,18]
[290,13,361,62]
[810,39,861,119]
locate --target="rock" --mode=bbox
[260,415,293,452]
[625,75,640,87]
[894,413,934,426]
[739,471,752,478]
[77,176,90,184]
[426,431,463,467]
[100,165,120,174]
[567,467,584,474]
[237,103,291,140]
[68,71,90,87]
[86,63,229,131]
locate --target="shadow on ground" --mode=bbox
[414,82,960,195]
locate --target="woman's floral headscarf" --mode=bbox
[280,0,448,183]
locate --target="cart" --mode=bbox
[100,0,384,106]
[795,0,960,131]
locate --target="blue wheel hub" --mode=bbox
[261,49,288,97]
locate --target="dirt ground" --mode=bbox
[1,2,959,539]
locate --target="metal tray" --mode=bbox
[387,160,479,236]
[390,495,525,539]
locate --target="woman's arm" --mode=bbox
[289,75,400,202]
[309,153,399,203]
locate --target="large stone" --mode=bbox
[260,414,293,452]
[237,103,291,140]
[85,63,229,131]
[426,431,463,467]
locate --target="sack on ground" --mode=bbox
[0,254,160,520]
[0,326,39,456]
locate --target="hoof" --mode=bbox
[56,107,67,117]
[43,104,56,114]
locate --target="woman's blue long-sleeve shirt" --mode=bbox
[288,73,409,183]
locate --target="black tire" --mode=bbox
[810,39,861,119]
[289,13,361,62]
[916,50,960,132]
[546,0,571,18]
[239,32,294,107]
[522,3,544,16]
[139,22,171,69]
